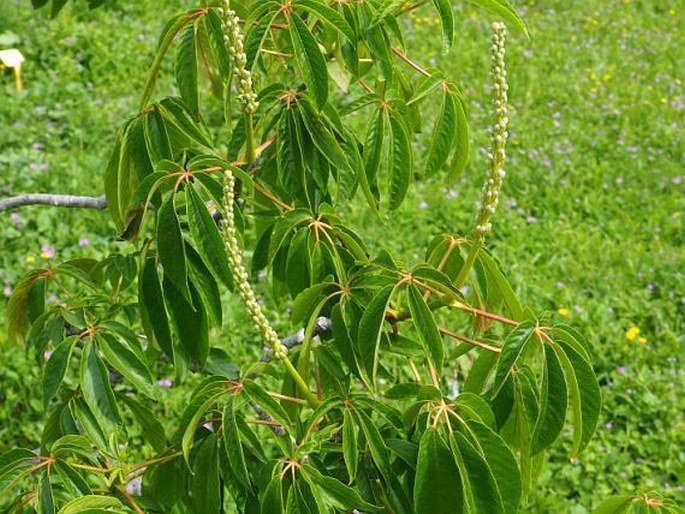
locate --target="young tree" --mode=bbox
[9,0,665,512]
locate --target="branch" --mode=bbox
[0,194,107,212]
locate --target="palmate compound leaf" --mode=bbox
[414,427,463,514]
[552,339,602,458]
[531,340,568,454]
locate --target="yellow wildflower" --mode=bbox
[25,256,35,264]
[638,337,648,344]
[557,308,569,317]
[626,327,640,341]
[40,252,52,259]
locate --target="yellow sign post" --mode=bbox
[0,49,26,90]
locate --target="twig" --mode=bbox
[0,193,106,212]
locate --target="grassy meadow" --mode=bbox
[1,0,683,511]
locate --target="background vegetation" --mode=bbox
[1,0,683,511]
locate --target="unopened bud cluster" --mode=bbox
[217,0,259,114]
[474,22,509,238]
[222,172,287,359]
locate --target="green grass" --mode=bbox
[1,0,683,511]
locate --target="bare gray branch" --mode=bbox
[0,194,107,212]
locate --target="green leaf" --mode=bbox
[425,87,457,177]
[302,464,382,511]
[357,284,394,387]
[553,340,601,457]
[139,257,173,356]
[175,22,199,119]
[157,97,214,149]
[289,12,329,110]
[53,461,91,497]
[431,0,454,51]
[144,106,173,163]
[552,323,592,363]
[362,107,385,198]
[0,449,35,476]
[5,270,44,345]
[120,395,166,453]
[244,13,274,70]
[452,431,503,514]
[49,435,97,462]
[157,195,191,303]
[104,133,124,231]
[296,0,356,44]
[243,380,293,431]
[140,11,197,110]
[454,392,496,428]
[463,350,498,394]
[467,0,529,37]
[406,284,445,373]
[592,496,635,514]
[354,409,392,481]
[477,249,524,321]
[531,342,568,454]
[278,109,308,203]
[98,333,155,399]
[39,470,55,514]
[186,185,234,288]
[269,208,312,265]
[466,420,521,514]
[70,398,108,450]
[80,341,121,430]
[43,336,78,409]
[49,0,68,18]
[342,409,358,482]
[448,92,470,179]
[186,244,224,327]
[222,395,251,490]
[57,495,124,514]
[261,476,284,513]
[298,100,355,177]
[387,113,412,210]
[192,434,221,514]
[492,321,535,396]
[164,277,209,367]
[414,428,463,514]
[291,282,336,326]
